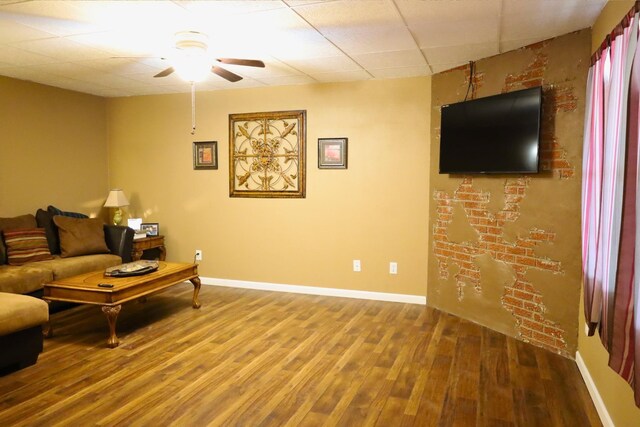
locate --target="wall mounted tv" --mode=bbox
[439,86,542,174]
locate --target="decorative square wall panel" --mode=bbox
[229,110,306,198]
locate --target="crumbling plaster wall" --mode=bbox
[428,29,590,357]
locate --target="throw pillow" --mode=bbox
[36,208,61,255]
[3,228,54,266]
[53,216,110,258]
[0,214,37,265]
[47,205,89,219]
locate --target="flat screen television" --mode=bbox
[439,86,542,174]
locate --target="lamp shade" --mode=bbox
[104,189,129,208]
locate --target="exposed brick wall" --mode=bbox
[429,30,588,357]
[433,178,568,355]
[504,42,577,179]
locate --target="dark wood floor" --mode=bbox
[0,285,600,426]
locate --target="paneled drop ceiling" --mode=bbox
[0,0,607,97]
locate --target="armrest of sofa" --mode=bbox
[104,225,134,263]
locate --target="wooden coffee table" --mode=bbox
[43,262,201,348]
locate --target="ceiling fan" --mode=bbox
[154,30,265,83]
[149,30,265,135]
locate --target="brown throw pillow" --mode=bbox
[3,228,53,265]
[0,214,37,264]
[53,216,109,258]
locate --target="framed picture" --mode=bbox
[318,138,348,169]
[141,223,159,237]
[229,110,306,198]
[193,141,218,170]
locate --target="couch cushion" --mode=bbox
[0,264,54,294]
[30,254,122,280]
[3,228,53,266]
[0,292,49,336]
[47,205,88,219]
[36,209,60,255]
[0,214,37,265]
[53,216,110,258]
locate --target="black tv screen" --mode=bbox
[439,86,542,174]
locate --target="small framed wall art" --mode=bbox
[193,141,218,170]
[318,137,348,169]
[141,223,159,236]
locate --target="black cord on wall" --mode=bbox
[464,61,475,101]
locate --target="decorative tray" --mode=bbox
[104,260,159,277]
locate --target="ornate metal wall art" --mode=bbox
[229,110,306,198]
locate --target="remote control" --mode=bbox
[98,283,114,288]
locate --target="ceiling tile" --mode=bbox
[0,3,106,36]
[370,65,430,79]
[0,17,57,44]
[396,0,501,48]
[352,49,426,70]
[294,0,416,54]
[310,69,371,83]
[13,37,113,61]
[68,30,173,58]
[502,0,607,41]
[285,55,361,74]
[256,74,317,86]
[0,44,57,66]
[422,42,498,66]
[78,58,160,76]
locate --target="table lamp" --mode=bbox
[104,189,129,225]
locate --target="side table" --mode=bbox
[132,235,166,261]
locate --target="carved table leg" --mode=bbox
[158,245,167,261]
[42,299,53,338]
[102,305,122,348]
[190,277,202,309]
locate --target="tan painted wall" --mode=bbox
[577,1,640,425]
[0,76,108,218]
[106,77,431,296]
[427,30,590,358]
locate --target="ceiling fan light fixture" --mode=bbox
[174,54,210,82]
[173,31,210,82]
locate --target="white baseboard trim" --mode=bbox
[575,351,614,427]
[199,277,427,305]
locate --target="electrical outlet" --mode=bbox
[353,259,361,272]
[195,250,203,261]
[390,262,398,275]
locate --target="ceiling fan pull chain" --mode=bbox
[191,82,196,135]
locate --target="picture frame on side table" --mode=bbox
[193,141,218,170]
[141,223,159,237]
[318,138,348,169]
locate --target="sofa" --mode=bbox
[0,207,134,297]
[0,293,49,374]
[0,206,134,373]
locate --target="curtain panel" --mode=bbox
[582,12,640,407]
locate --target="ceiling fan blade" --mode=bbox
[217,58,265,68]
[154,67,175,78]
[212,66,243,82]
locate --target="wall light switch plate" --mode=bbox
[390,262,398,275]
[353,260,361,272]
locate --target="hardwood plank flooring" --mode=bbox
[0,285,601,426]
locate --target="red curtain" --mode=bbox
[582,11,640,407]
